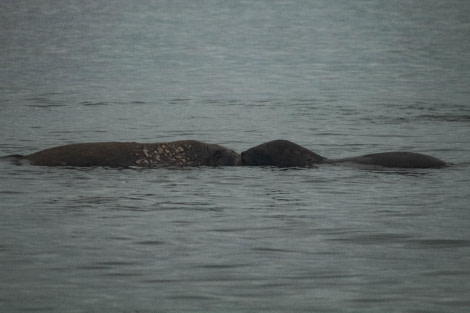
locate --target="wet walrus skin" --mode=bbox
[324,152,447,169]
[16,140,241,168]
[241,139,446,169]
[241,140,326,167]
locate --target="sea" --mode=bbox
[1,1,469,312]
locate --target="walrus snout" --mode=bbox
[226,150,242,166]
[240,152,246,165]
[209,146,242,166]
[234,153,242,166]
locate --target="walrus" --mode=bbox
[324,152,447,169]
[8,140,241,168]
[241,139,446,169]
[240,140,326,167]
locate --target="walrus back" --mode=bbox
[327,151,447,169]
[19,140,241,168]
[25,142,139,167]
[359,152,447,168]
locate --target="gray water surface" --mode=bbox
[1,1,470,312]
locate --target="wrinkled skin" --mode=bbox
[241,139,325,167]
[12,140,241,168]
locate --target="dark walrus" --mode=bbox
[241,140,326,167]
[241,139,446,169]
[324,152,447,169]
[10,140,241,168]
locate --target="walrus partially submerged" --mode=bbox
[241,139,446,169]
[325,151,447,169]
[5,139,447,169]
[241,140,326,167]
[12,140,241,168]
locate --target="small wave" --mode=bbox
[80,101,110,106]
[25,96,67,108]
[26,103,67,108]
[418,114,470,122]
[330,232,413,245]
[168,98,191,104]
[406,239,470,249]
[134,240,166,245]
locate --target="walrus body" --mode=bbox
[5,139,447,169]
[325,152,447,169]
[241,140,326,167]
[15,140,241,168]
[241,140,446,169]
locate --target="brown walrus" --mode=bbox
[10,140,241,168]
[241,139,446,169]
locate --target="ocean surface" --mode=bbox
[1,1,470,312]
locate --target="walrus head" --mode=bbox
[241,139,325,167]
[203,143,241,166]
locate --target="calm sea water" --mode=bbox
[1,1,470,312]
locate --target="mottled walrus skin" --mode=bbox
[241,139,326,167]
[241,139,446,169]
[13,140,241,168]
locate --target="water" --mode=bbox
[1,1,470,312]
